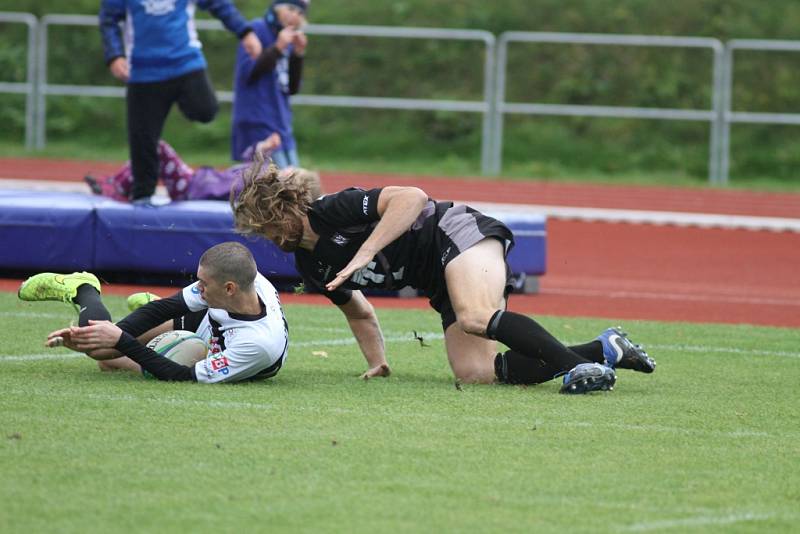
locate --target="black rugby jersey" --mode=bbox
[295,187,451,304]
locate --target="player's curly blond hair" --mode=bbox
[231,150,321,247]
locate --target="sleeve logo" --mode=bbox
[210,355,230,375]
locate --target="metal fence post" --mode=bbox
[719,39,800,184]
[491,32,723,182]
[490,35,509,175]
[479,34,496,175]
[719,44,734,186]
[708,41,725,185]
[0,12,38,150]
[34,15,50,149]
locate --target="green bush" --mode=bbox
[2,0,800,183]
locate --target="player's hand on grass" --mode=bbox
[360,363,391,380]
[66,320,123,351]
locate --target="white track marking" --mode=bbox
[563,340,800,359]
[3,334,797,363]
[0,332,446,363]
[475,201,800,232]
[623,512,773,531]
[3,179,797,230]
[0,311,73,319]
[0,353,83,362]
[294,331,444,347]
[289,325,352,334]
[563,421,771,439]
[649,343,800,359]
[544,286,800,307]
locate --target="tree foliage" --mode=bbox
[1,0,799,180]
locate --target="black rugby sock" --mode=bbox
[494,350,561,385]
[568,341,605,364]
[486,310,590,372]
[74,284,112,327]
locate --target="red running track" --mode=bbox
[2,157,799,327]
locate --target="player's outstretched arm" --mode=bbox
[46,327,78,350]
[337,291,391,380]
[327,187,428,291]
[46,326,123,360]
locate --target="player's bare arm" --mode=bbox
[337,291,391,379]
[326,187,428,291]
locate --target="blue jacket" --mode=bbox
[100,0,251,83]
[231,17,297,159]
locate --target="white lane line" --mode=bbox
[649,343,800,359]
[561,340,800,360]
[564,421,771,438]
[0,311,72,319]
[4,181,798,231]
[544,287,800,307]
[473,201,800,232]
[3,334,797,362]
[624,512,773,531]
[0,353,84,362]
[0,332,446,362]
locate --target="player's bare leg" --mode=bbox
[443,238,508,383]
[443,324,498,383]
[98,357,141,373]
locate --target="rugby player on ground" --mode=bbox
[231,154,656,394]
[18,242,288,383]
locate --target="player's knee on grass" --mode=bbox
[452,362,496,384]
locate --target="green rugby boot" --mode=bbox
[18,272,101,304]
[126,292,161,312]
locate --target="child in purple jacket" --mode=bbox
[85,134,281,202]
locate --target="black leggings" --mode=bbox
[126,69,218,200]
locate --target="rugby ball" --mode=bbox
[145,330,208,368]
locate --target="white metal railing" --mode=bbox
[719,39,800,185]
[0,12,38,149]
[491,32,725,183]
[34,15,496,172]
[2,11,799,184]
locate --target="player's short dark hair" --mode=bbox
[199,242,257,290]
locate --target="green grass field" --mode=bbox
[1,292,798,533]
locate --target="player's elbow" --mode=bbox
[407,187,429,208]
[379,186,429,215]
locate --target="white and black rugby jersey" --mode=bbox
[182,273,289,384]
[294,188,447,303]
[116,272,288,384]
